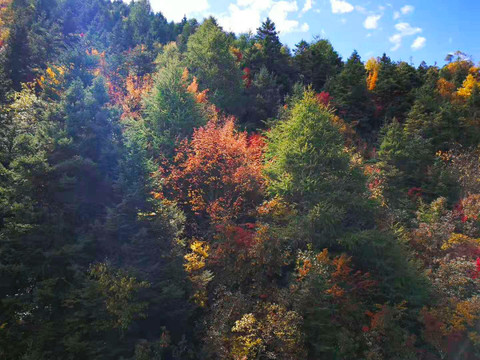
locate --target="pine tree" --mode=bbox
[328,50,376,136]
[186,17,243,114]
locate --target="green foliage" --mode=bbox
[90,262,150,331]
[185,17,243,113]
[2,2,480,359]
[265,89,374,246]
[372,55,422,123]
[294,38,343,91]
[328,50,376,135]
[144,42,206,157]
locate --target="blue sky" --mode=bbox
[145,0,480,66]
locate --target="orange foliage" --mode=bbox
[446,60,473,76]
[230,46,243,62]
[160,116,265,225]
[365,57,379,91]
[186,76,198,93]
[437,78,456,98]
[296,249,376,299]
[107,73,152,120]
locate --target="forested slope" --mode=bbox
[1,0,480,359]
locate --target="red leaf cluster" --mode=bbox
[161,117,265,225]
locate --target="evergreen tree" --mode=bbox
[185,17,243,114]
[264,89,374,247]
[328,50,376,136]
[294,38,343,91]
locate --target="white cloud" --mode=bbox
[300,22,310,31]
[389,22,422,51]
[395,22,421,36]
[364,14,381,29]
[355,5,367,14]
[218,3,265,33]
[269,1,309,33]
[401,5,414,15]
[218,0,309,34]
[301,0,313,14]
[389,33,402,51]
[393,4,414,20]
[411,36,426,50]
[237,0,272,10]
[149,0,210,22]
[330,0,354,14]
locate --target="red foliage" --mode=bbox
[407,187,422,199]
[160,116,265,225]
[316,91,331,106]
[242,67,252,88]
[471,258,480,279]
[216,224,256,248]
[374,103,383,117]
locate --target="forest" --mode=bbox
[1,0,480,359]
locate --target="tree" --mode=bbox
[160,116,264,229]
[251,18,294,95]
[371,55,421,123]
[264,89,374,247]
[294,38,343,91]
[142,43,207,159]
[328,50,376,136]
[186,17,243,114]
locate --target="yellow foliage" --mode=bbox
[457,74,480,99]
[184,240,209,272]
[469,66,480,76]
[231,313,263,359]
[190,240,210,258]
[0,0,12,46]
[181,67,189,83]
[450,297,480,332]
[184,253,205,272]
[184,240,212,307]
[365,57,379,91]
[230,304,304,359]
[441,233,480,250]
[36,65,67,94]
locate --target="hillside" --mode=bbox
[1,0,480,359]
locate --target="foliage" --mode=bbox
[3,3,480,359]
[185,17,243,114]
[264,88,374,247]
[160,116,264,226]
